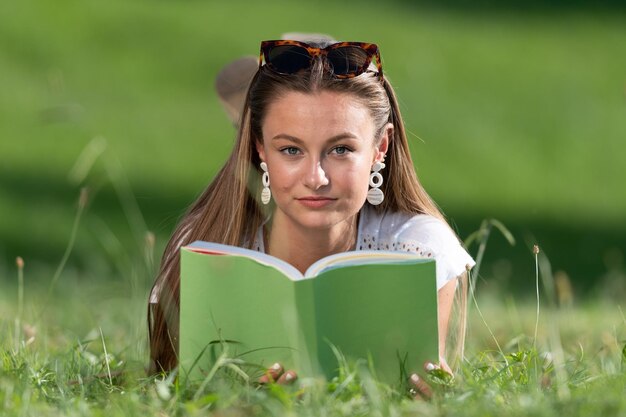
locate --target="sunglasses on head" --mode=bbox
[259,40,383,80]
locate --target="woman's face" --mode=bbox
[257,90,390,231]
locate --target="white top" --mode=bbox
[251,204,475,291]
[150,205,475,303]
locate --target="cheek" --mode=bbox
[330,162,372,193]
[267,161,298,191]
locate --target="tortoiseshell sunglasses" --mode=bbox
[259,40,383,80]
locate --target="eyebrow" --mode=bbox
[271,133,359,144]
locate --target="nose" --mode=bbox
[303,159,329,190]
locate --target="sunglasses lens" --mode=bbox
[327,46,370,76]
[267,45,312,74]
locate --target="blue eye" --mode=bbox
[281,147,300,155]
[332,146,351,155]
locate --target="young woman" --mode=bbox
[148,38,475,384]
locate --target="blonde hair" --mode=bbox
[148,54,466,373]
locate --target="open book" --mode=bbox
[179,241,438,384]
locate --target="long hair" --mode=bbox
[148,52,466,373]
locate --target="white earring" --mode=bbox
[367,160,385,206]
[260,162,271,205]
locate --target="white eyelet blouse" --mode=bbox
[251,204,475,291]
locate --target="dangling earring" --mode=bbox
[260,161,271,205]
[367,159,385,206]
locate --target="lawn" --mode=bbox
[1,249,625,416]
[1,1,625,414]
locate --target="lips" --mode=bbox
[297,196,336,208]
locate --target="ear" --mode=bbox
[255,140,266,163]
[373,123,392,163]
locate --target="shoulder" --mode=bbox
[359,205,456,251]
[396,213,462,254]
[358,205,475,289]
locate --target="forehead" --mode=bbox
[262,90,375,140]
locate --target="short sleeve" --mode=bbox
[357,206,475,290]
[396,216,475,290]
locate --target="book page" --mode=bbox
[186,241,304,280]
[304,250,428,278]
[186,242,429,281]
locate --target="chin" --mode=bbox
[274,199,362,231]
[293,214,341,231]
[291,208,359,231]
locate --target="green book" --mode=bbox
[179,241,438,385]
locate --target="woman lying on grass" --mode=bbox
[148,34,475,397]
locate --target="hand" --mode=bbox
[408,361,453,400]
[258,362,298,385]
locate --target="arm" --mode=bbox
[437,271,468,372]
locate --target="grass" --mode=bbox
[1,186,625,416]
[1,263,625,416]
[1,1,625,414]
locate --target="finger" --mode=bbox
[409,373,432,400]
[276,370,297,385]
[258,362,284,384]
[423,361,439,373]
[424,360,453,379]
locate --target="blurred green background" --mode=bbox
[1,0,625,298]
